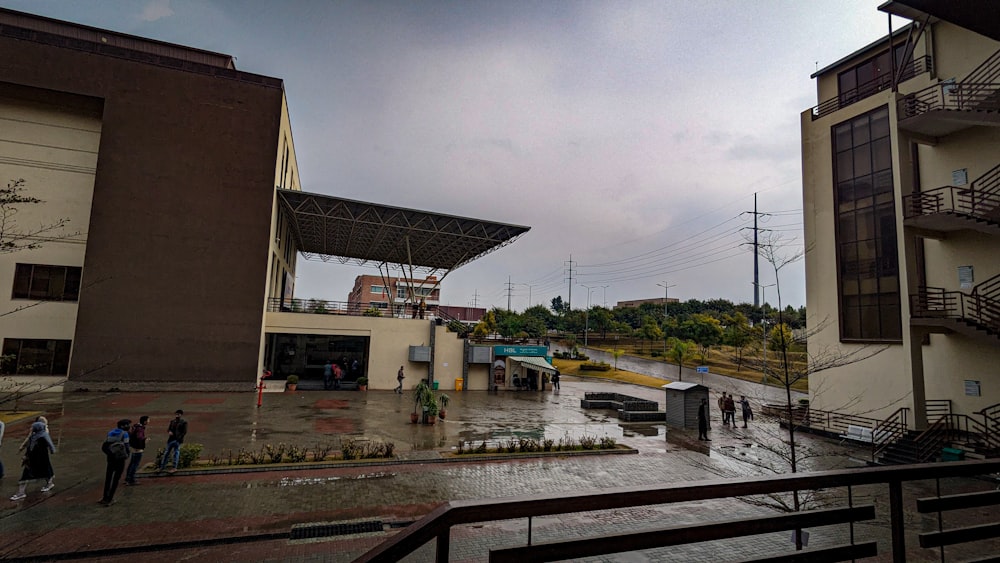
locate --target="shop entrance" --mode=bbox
[264,333,370,389]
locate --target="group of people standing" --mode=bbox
[698,392,755,441]
[5,409,187,506]
[323,357,361,390]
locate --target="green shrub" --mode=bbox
[579,362,611,371]
[179,443,203,468]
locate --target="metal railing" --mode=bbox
[910,284,1000,336]
[354,460,1000,563]
[898,81,1000,120]
[926,399,952,422]
[811,56,932,119]
[266,297,439,319]
[902,181,1000,224]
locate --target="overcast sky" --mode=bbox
[6,0,908,312]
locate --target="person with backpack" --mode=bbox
[124,416,149,486]
[10,421,55,501]
[159,410,187,473]
[99,419,131,506]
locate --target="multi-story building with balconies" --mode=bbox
[347,275,441,318]
[801,2,999,430]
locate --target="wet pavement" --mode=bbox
[0,372,995,562]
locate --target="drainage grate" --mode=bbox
[290,520,384,540]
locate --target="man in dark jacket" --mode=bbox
[100,419,131,505]
[124,416,149,485]
[159,410,187,473]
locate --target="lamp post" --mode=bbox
[517,283,534,310]
[656,282,676,354]
[601,285,609,308]
[581,284,595,349]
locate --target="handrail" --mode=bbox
[899,81,1000,120]
[963,48,1000,86]
[873,407,910,462]
[913,417,949,462]
[812,55,931,119]
[353,460,1000,562]
[971,162,1000,198]
[973,272,1000,301]
[902,184,1000,223]
[926,399,952,422]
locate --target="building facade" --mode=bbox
[0,9,300,389]
[347,275,441,317]
[801,6,1000,425]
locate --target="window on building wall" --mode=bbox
[1,338,72,375]
[12,264,83,301]
[837,44,913,106]
[370,301,388,309]
[397,288,408,299]
[832,106,901,342]
[370,285,385,294]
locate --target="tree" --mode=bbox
[612,348,625,371]
[721,312,753,371]
[589,307,612,338]
[523,304,556,330]
[665,338,694,381]
[638,318,663,353]
[550,296,566,315]
[768,323,793,352]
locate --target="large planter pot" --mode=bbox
[410,412,419,424]
[286,383,298,392]
[426,415,437,425]
[439,409,447,420]
[358,385,368,391]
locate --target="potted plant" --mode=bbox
[425,394,440,425]
[437,393,450,420]
[286,374,299,392]
[411,380,431,423]
[356,376,368,391]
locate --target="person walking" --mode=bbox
[333,362,343,390]
[395,366,405,394]
[551,370,560,390]
[10,421,55,501]
[698,398,711,441]
[740,396,753,428]
[124,416,149,485]
[323,360,334,390]
[159,410,188,474]
[99,419,131,505]
[718,393,728,426]
[724,394,737,427]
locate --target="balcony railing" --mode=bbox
[266,297,439,319]
[902,184,1000,221]
[899,81,1000,120]
[811,55,932,120]
[911,284,1000,336]
[354,460,1000,562]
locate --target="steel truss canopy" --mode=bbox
[277,189,530,271]
[879,0,1000,42]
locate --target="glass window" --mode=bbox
[11,264,83,301]
[370,285,384,294]
[832,107,901,342]
[0,338,72,375]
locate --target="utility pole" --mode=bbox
[744,193,770,308]
[518,283,533,309]
[470,289,479,308]
[601,285,609,308]
[505,276,514,311]
[565,254,575,311]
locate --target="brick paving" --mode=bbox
[1,377,996,562]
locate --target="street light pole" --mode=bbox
[581,284,595,349]
[601,285,609,308]
[760,282,776,384]
[656,281,676,354]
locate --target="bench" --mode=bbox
[839,425,874,444]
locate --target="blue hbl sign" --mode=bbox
[493,345,548,357]
[696,366,709,373]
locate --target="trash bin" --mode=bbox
[941,447,964,461]
[455,378,464,391]
[432,381,439,390]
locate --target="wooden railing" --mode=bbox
[353,460,1000,563]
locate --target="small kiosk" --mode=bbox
[492,345,557,391]
[662,381,710,429]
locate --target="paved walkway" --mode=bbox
[0,377,994,562]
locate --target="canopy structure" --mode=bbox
[277,189,530,272]
[880,0,1000,42]
[509,356,557,375]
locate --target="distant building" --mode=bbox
[436,306,486,323]
[801,2,1000,426]
[347,275,440,317]
[615,297,679,309]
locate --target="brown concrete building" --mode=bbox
[347,274,441,318]
[0,8,301,389]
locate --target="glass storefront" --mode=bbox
[264,333,370,385]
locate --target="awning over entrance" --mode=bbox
[277,189,530,270]
[509,356,557,375]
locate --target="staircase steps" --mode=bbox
[878,435,922,465]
